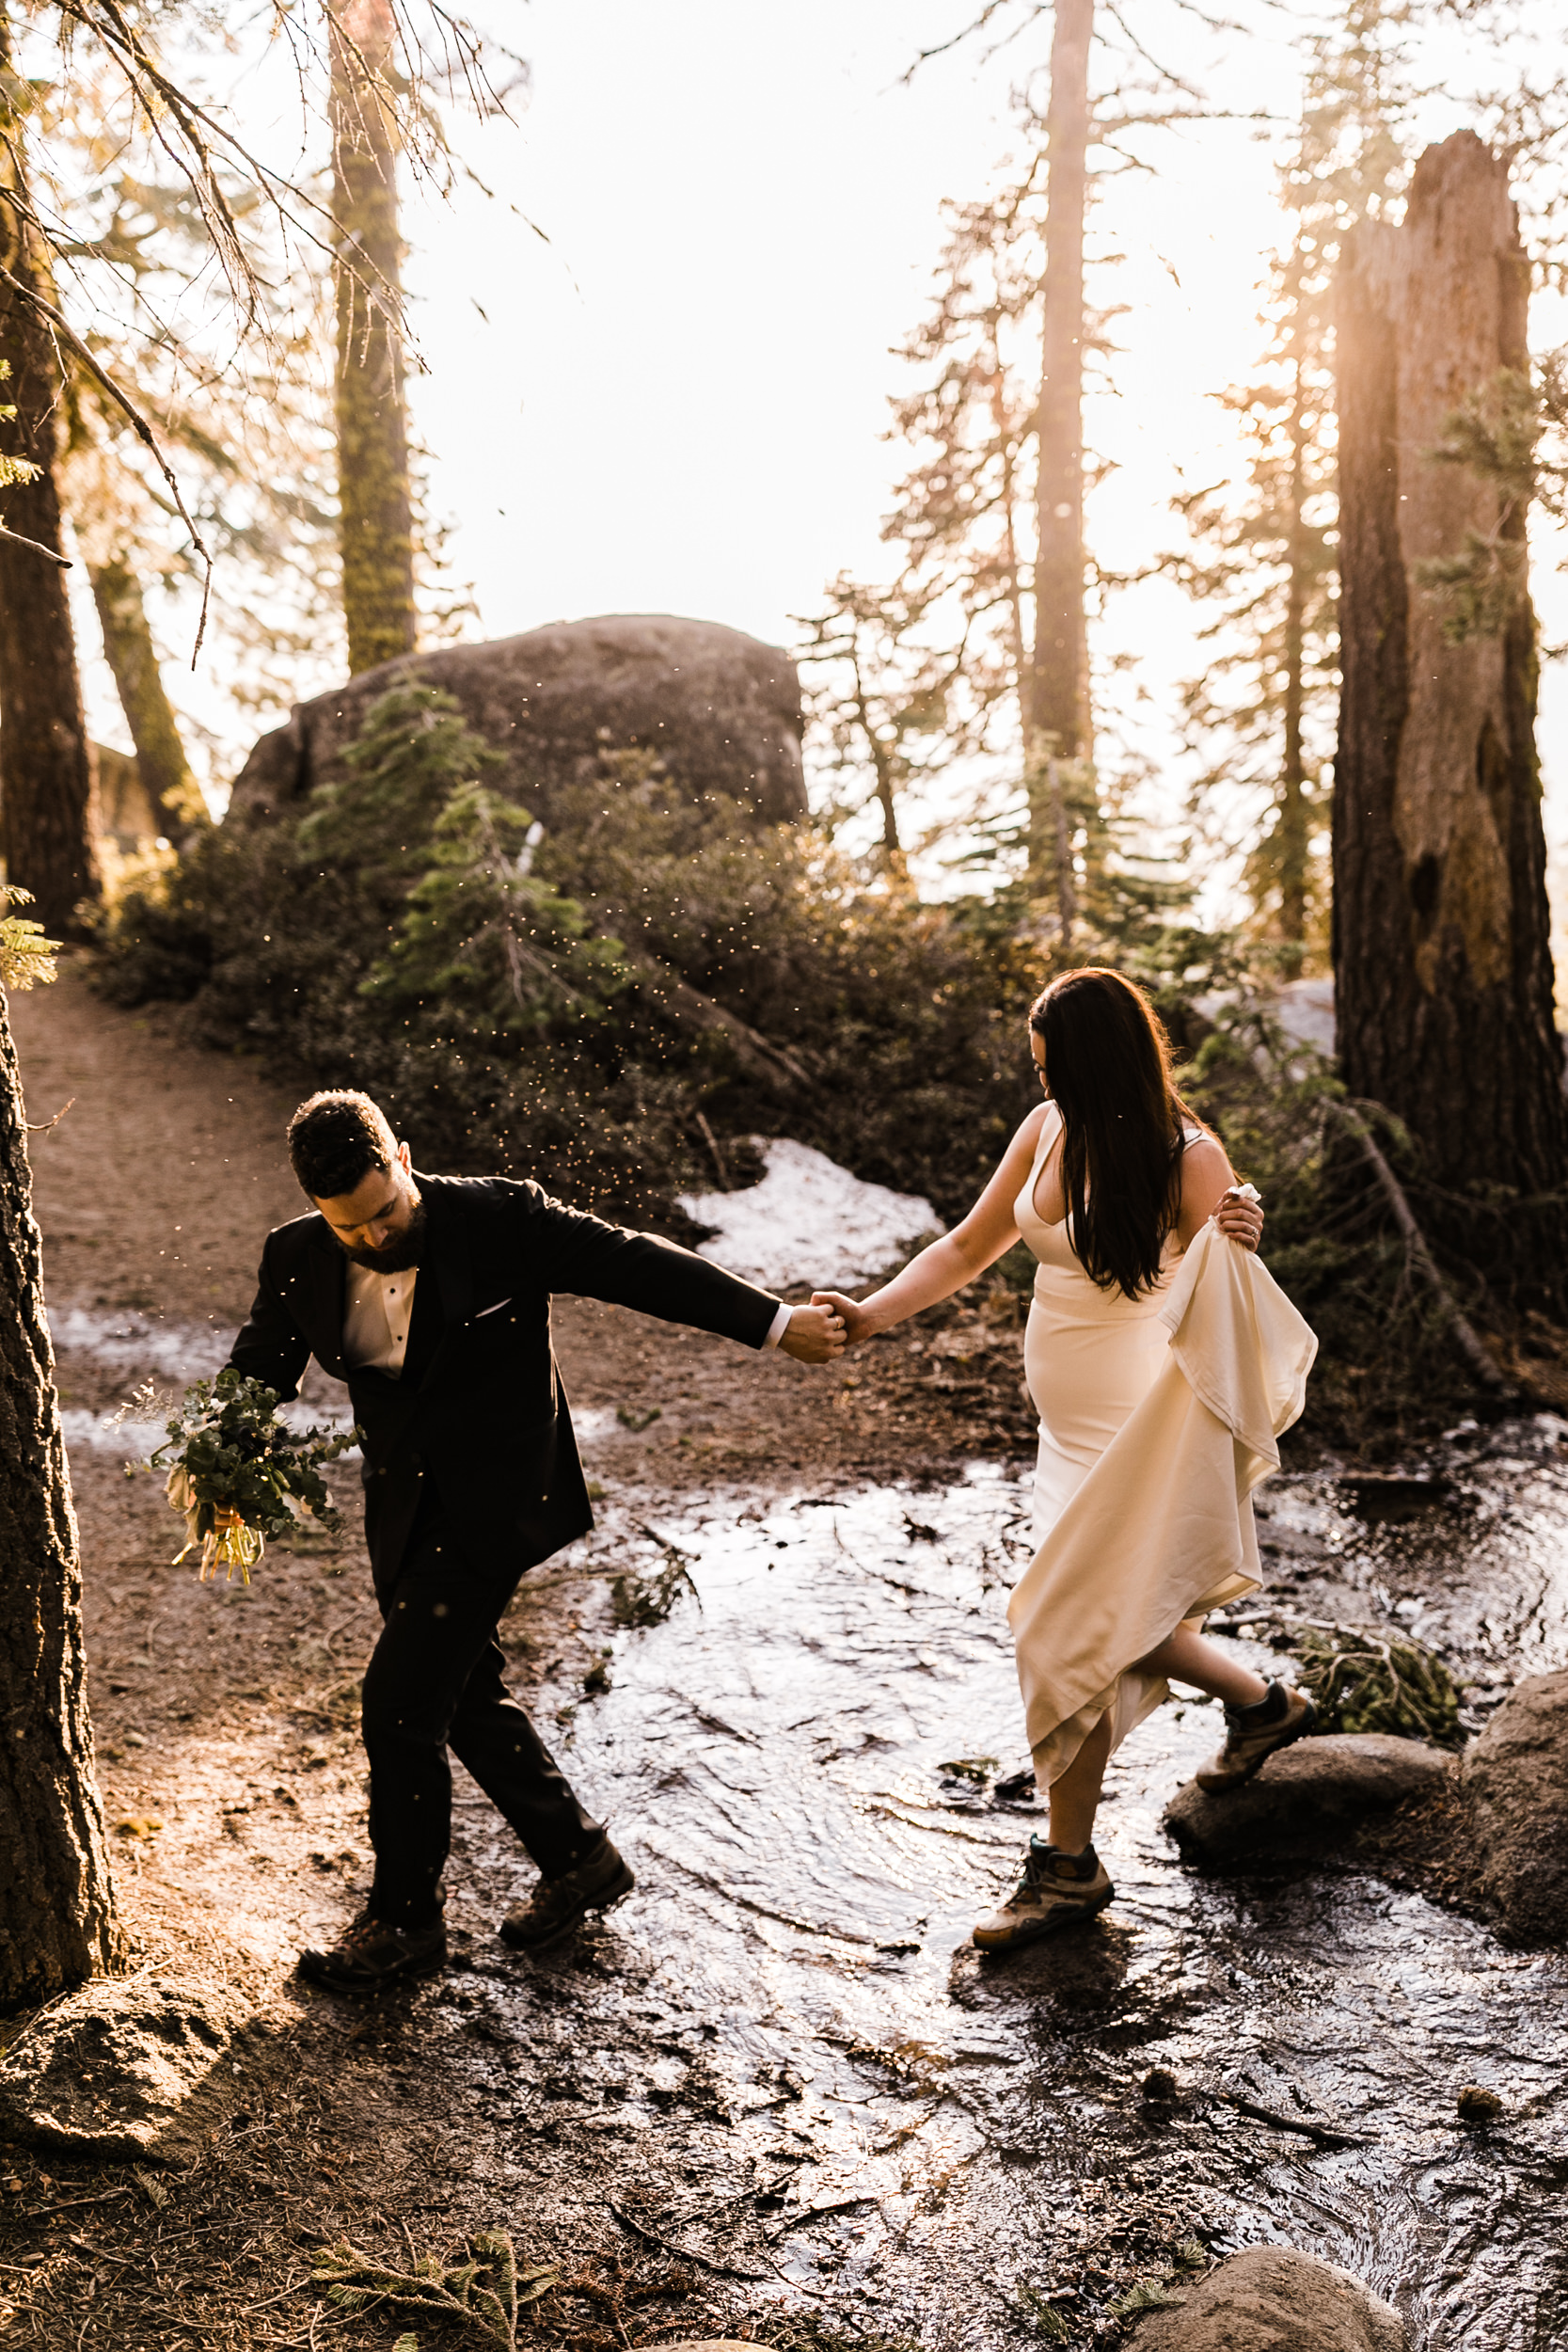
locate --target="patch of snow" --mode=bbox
[58,1398,358,1464]
[678,1137,940,1291]
[51,1306,228,1384]
[1276,977,1336,1055]
[1191,979,1337,1061]
[58,1408,149,1461]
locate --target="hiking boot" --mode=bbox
[298,1908,447,1992]
[972,1836,1114,1951]
[1196,1678,1317,1792]
[499,1837,635,1950]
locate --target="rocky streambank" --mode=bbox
[1163,1669,1568,1949]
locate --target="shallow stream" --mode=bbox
[437,1422,1568,2350]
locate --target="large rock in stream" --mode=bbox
[1132,2247,1407,2350]
[226,613,806,831]
[1456,1668,1568,1944]
[1164,1733,1452,1864]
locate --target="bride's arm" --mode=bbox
[1175,1134,1265,1251]
[812,1106,1050,1345]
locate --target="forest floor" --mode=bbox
[0,959,1040,2352]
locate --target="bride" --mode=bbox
[815,966,1315,1950]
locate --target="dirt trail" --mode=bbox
[13,959,1033,1481]
[2,959,1030,2352]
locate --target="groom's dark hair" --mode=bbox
[288,1089,400,1201]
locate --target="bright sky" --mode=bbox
[73,0,1568,883]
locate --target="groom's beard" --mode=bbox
[340,1194,428,1273]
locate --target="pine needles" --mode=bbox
[0,885,59,992]
[311,2229,560,2348]
[1250,1613,1465,1747]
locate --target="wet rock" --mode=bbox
[1131,2246,1408,2350]
[1456,2084,1504,2122]
[227,615,805,831]
[1164,1734,1452,1864]
[0,1976,248,2160]
[1457,1669,1568,1944]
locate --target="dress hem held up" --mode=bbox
[1006,1217,1319,1791]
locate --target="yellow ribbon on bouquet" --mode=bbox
[165,1466,266,1583]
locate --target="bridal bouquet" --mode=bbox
[146,1369,360,1582]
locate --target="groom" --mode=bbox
[229,1088,845,1990]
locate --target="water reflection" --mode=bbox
[456,1453,1568,2350]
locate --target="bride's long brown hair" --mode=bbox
[1031,967,1199,1299]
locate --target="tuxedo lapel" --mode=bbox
[404,1175,470,1391]
[305,1222,349,1376]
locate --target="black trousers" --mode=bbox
[360,1494,603,1927]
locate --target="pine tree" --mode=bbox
[795,572,979,866]
[332,0,417,675]
[1165,0,1415,970]
[810,7,1233,934]
[0,8,101,938]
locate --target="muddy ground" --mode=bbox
[4,965,1567,2352]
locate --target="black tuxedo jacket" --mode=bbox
[229,1172,780,1582]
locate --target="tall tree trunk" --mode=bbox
[1334,132,1568,1280]
[1278,287,1310,961]
[88,556,197,842]
[331,0,416,676]
[0,988,123,2007]
[1028,0,1093,920]
[0,11,101,938]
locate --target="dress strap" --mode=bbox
[1032,1099,1063,1171]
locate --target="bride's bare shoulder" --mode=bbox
[1178,1129,1234,1209]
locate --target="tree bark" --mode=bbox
[331,0,417,676]
[1029,0,1092,782]
[1334,132,1568,1273]
[0,8,101,938]
[1278,262,1310,959]
[88,556,197,843]
[0,989,123,2009]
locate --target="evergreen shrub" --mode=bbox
[93,685,1057,1228]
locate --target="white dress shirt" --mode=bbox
[342,1262,419,1375]
[341,1262,791,1377]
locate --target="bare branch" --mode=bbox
[0,517,71,567]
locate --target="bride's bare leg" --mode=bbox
[1047,1708,1114,1853]
[1137,1621,1269,1708]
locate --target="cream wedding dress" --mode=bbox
[1008,1102,1317,1789]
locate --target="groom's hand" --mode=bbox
[779,1303,847,1363]
[810,1290,872,1347]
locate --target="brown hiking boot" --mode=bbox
[972,1837,1114,1951]
[1196,1679,1317,1792]
[298,1909,447,1992]
[499,1836,635,1950]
